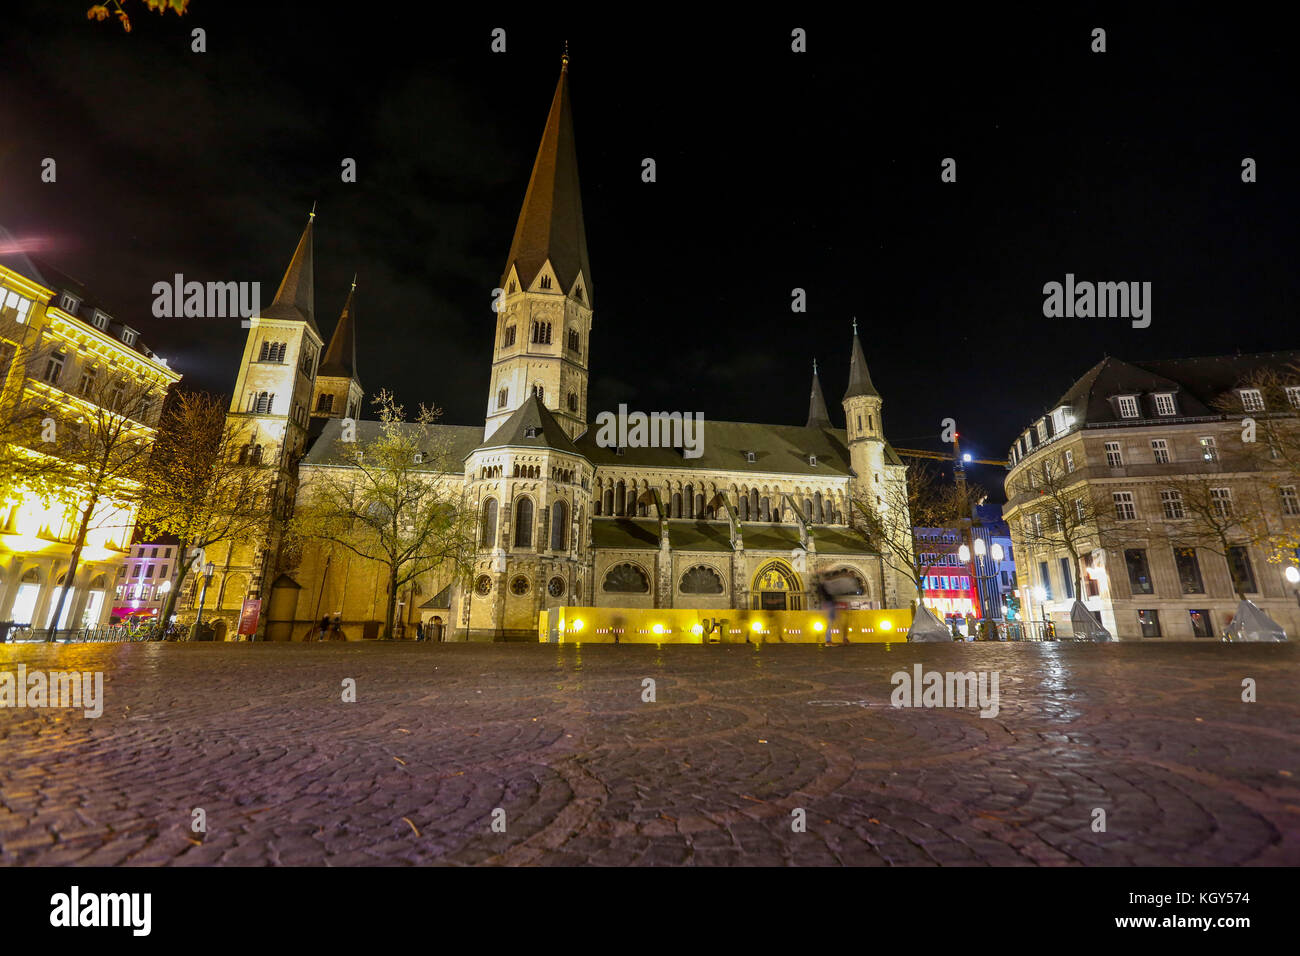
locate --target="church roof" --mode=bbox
[575,420,903,476]
[318,279,359,381]
[843,325,880,400]
[478,394,584,454]
[301,417,484,471]
[807,361,831,428]
[501,61,592,302]
[258,211,318,333]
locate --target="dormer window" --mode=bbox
[808,454,817,466]
[120,327,137,347]
[615,446,625,456]
[1240,388,1265,412]
[1116,395,1139,419]
[745,451,756,463]
[524,426,539,439]
[1286,386,1300,409]
[414,452,424,464]
[92,310,110,331]
[1153,393,1177,416]
[59,292,80,313]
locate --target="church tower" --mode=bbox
[311,275,363,423]
[211,208,324,614]
[485,52,593,444]
[806,358,831,429]
[842,319,887,510]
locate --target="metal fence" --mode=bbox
[0,623,178,643]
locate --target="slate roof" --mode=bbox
[258,213,318,333]
[302,417,484,471]
[479,394,583,454]
[502,64,592,302]
[591,518,659,550]
[843,329,880,400]
[574,419,902,476]
[1049,351,1300,426]
[0,240,168,364]
[807,365,831,428]
[318,281,358,381]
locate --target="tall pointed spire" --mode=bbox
[318,276,359,382]
[261,207,318,332]
[501,56,591,302]
[843,318,880,400]
[806,357,831,428]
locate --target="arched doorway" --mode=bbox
[752,561,802,610]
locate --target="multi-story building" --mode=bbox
[0,246,181,631]
[915,527,978,620]
[1003,353,1300,640]
[111,540,183,622]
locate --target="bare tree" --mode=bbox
[136,390,275,624]
[41,374,165,636]
[289,390,476,639]
[852,463,980,610]
[1160,469,1271,601]
[1008,450,1117,600]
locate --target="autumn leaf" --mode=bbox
[87,5,110,21]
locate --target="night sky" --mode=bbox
[1,6,1296,500]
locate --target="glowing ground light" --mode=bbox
[571,619,584,631]
[813,621,824,632]
[750,620,764,632]
[691,623,703,636]
[652,623,665,635]
[880,620,893,630]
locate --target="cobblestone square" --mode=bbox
[1,642,1297,866]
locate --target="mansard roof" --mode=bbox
[1048,351,1300,426]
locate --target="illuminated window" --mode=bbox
[1199,436,1218,461]
[1116,395,1139,418]
[43,351,66,384]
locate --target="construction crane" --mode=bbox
[894,432,1008,498]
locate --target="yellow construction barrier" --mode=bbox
[539,606,912,643]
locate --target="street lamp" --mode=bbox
[1285,566,1300,607]
[194,562,215,638]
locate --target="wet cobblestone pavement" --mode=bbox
[1,642,1297,866]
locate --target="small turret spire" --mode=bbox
[806,356,831,428]
[562,40,569,72]
[309,201,317,223]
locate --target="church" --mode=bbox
[202,55,913,641]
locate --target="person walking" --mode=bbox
[416,620,426,642]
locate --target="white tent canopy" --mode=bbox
[1224,600,1288,642]
[909,604,954,642]
[1069,601,1113,642]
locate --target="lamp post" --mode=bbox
[194,562,215,639]
[1285,566,1300,607]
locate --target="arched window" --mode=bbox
[804,498,813,521]
[551,498,568,551]
[602,563,649,593]
[749,488,760,516]
[504,325,516,347]
[760,496,771,522]
[603,488,613,515]
[480,498,498,547]
[680,565,724,594]
[615,480,626,516]
[533,384,544,401]
[671,492,682,518]
[695,493,705,518]
[567,391,577,412]
[514,497,534,548]
[814,491,824,523]
[540,275,553,290]
[684,484,694,519]
[738,495,749,521]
